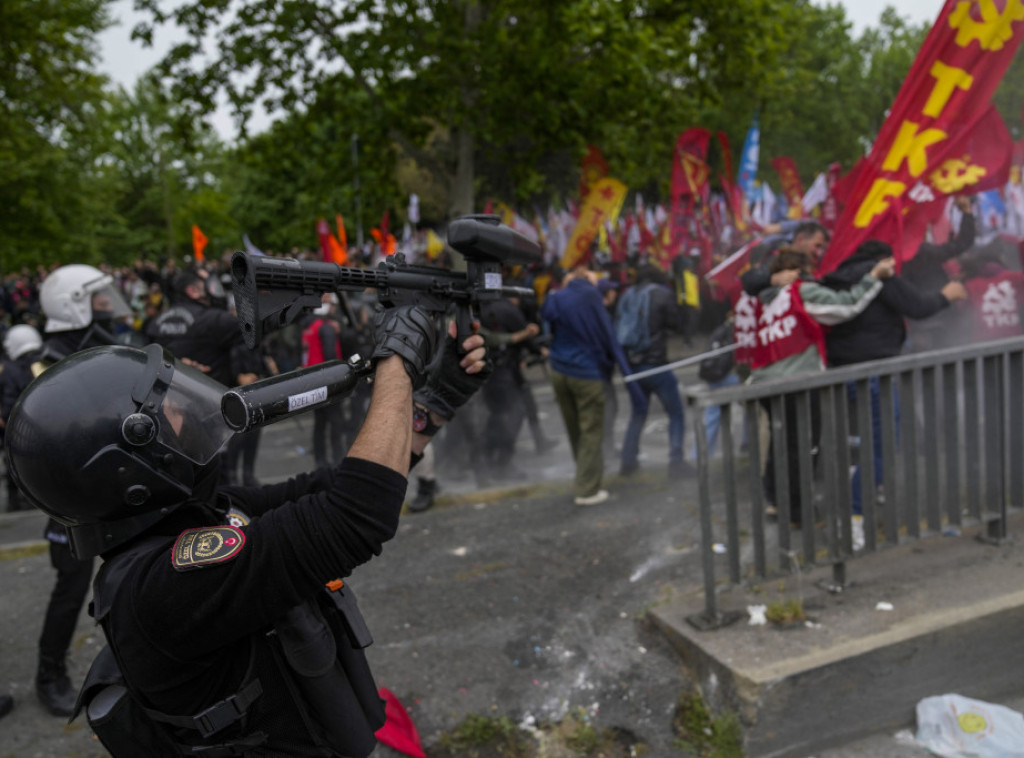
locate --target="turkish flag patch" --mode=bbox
[172,526,246,572]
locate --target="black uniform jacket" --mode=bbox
[101,457,405,754]
[146,299,244,386]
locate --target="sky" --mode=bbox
[96,0,949,142]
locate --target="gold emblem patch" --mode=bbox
[172,526,246,571]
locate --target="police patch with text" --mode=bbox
[172,526,246,571]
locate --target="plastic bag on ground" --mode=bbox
[915,693,1024,757]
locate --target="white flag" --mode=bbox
[801,173,829,214]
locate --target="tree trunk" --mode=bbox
[448,1,480,222]
[449,127,475,219]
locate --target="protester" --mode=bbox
[747,248,895,527]
[597,278,621,458]
[616,264,691,479]
[822,239,966,548]
[541,267,638,506]
[740,220,830,297]
[959,249,1024,342]
[301,295,348,468]
[902,195,977,351]
[692,312,747,460]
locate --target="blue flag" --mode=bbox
[737,115,760,201]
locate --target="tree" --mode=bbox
[102,75,233,262]
[0,0,116,267]
[698,3,929,192]
[134,0,797,218]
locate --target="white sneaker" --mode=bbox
[574,489,609,506]
[851,515,865,551]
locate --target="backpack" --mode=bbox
[698,320,736,383]
[615,284,655,358]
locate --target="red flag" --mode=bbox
[316,218,334,263]
[191,225,208,262]
[578,145,609,203]
[375,688,425,758]
[821,162,843,230]
[335,214,348,251]
[718,131,749,232]
[670,129,712,260]
[704,237,761,303]
[770,157,805,217]
[381,210,390,243]
[820,0,1024,274]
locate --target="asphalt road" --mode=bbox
[0,356,984,757]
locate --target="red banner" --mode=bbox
[578,145,609,203]
[902,104,1013,258]
[704,237,761,303]
[669,129,712,260]
[821,162,843,230]
[820,0,1024,274]
[718,131,749,232]
[770,156,805,217]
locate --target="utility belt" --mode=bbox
[75,538,385,757]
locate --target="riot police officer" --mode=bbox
[145,265,241,386]
[7,305,490,756]
[31,264,134,716]
[0,324,43,511]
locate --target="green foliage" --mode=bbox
[3,1,1021,267]
[672,692,745,758]
[0,0,115,267]
[439,713,533,757]
[765,598,805,625]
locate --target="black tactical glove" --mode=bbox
[413,331,493,420]
[370,305,438,389]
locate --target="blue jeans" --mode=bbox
[693,372,743,458]
[848,378,899,515]
[621,365,685,467]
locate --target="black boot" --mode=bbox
[407,478,437,513]
[36,656,75,717]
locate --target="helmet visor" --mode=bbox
[153,360,235,465]
[88,280,133,322]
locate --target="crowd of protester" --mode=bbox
[1,198,1021,522]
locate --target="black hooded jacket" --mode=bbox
[821,248,951,367]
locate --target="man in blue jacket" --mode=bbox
[542,268,639,506]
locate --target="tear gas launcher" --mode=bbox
[222,214,542,432]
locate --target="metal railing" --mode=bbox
[681,335,1024,628]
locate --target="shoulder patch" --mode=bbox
[172,526,245,572]
[225,508,251,528]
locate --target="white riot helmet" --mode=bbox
[40,264,132,333]
[3,324,42,359]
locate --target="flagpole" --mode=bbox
[623,343,738,383]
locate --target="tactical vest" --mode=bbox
[749,283,826,371]
[74,536,386,757]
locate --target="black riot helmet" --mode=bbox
[6,343,235,558]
